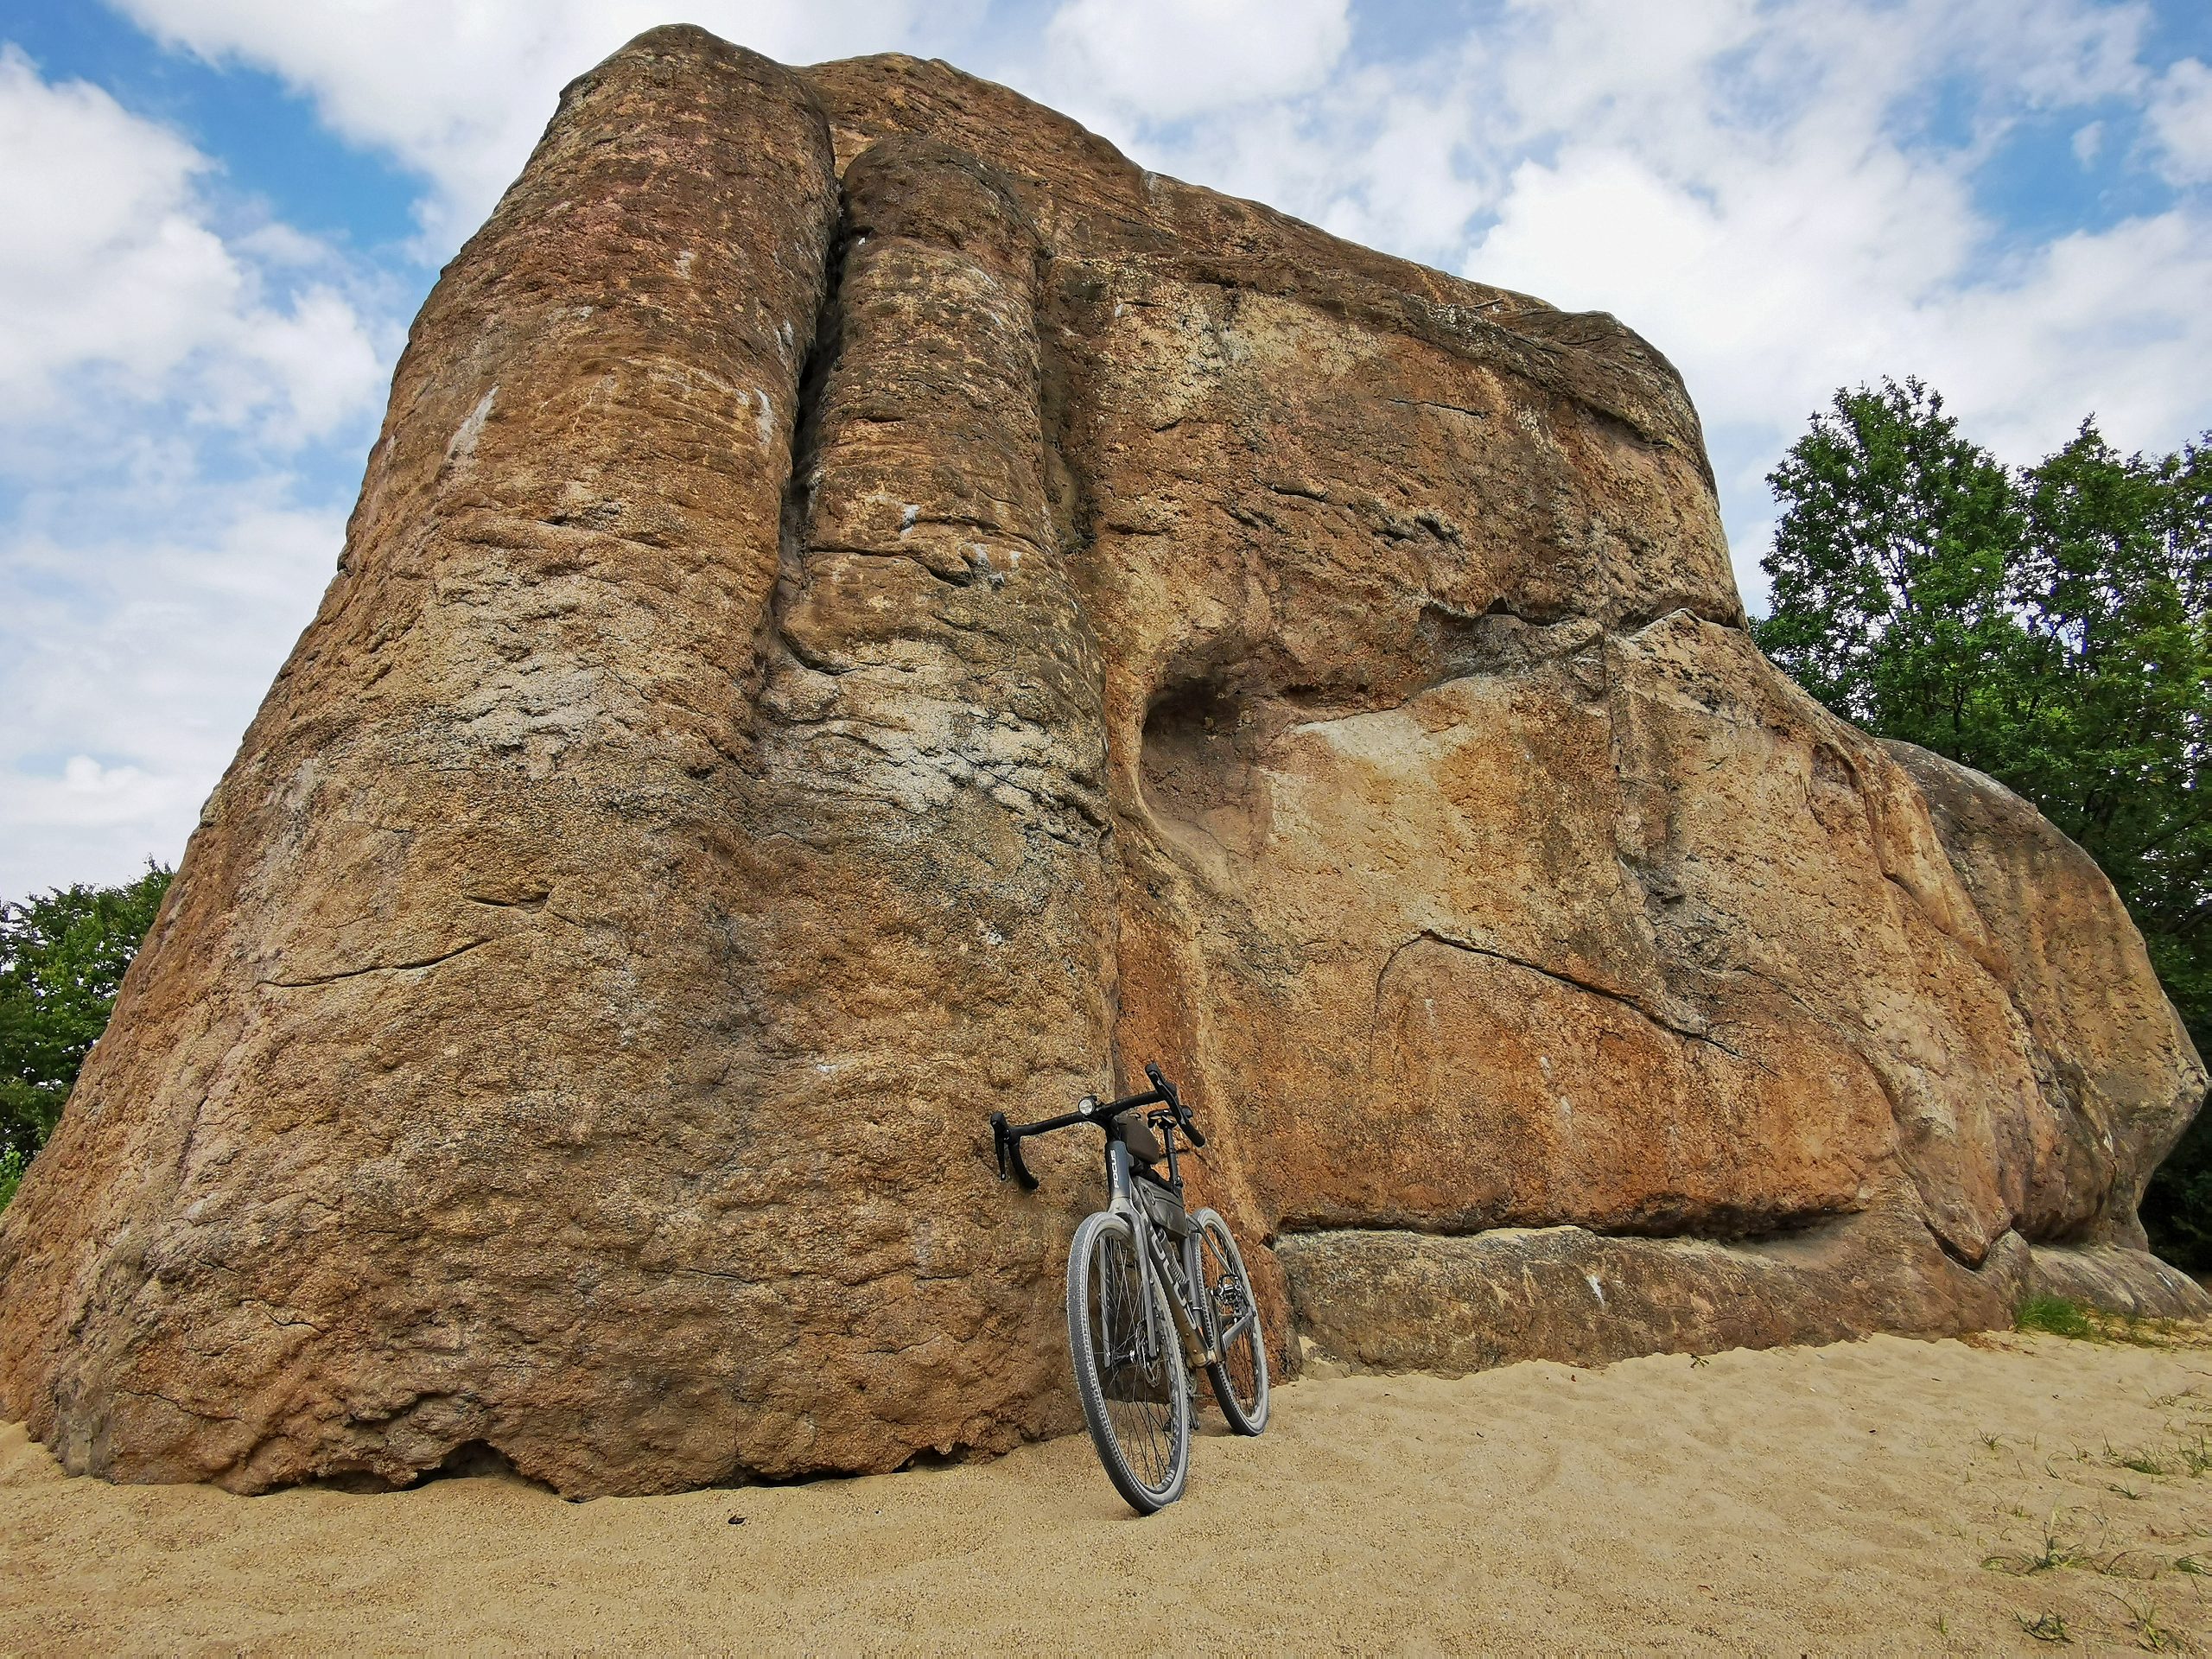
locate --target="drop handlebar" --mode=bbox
[988,1062,1204,1191]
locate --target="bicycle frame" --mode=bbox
[988,1065,1258,1373]
[1103,1135,1217,1370]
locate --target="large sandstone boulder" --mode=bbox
[1,25,2202,1497]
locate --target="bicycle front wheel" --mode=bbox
[1193,1208,1269,1434]
[1066,1211,1190,1513]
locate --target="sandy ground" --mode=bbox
[4,1332,2210,1656]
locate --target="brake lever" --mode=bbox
[988,1112,1039,1191]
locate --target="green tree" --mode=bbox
[0,863,172,1209]
[1755,378,2033,764]
[2015,430,2212,1020]
[1755,379,2212,1269]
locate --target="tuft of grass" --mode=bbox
[1983,1511,2155,1581]
[2016,1611,2072,1644]
[2017,1294,2098,1339]
[2175,1554,2206,1576]
[1985,1514,2088,1576]
[2110,1592,2177,1653]
[2012,1294,2207,1348]
[0,1145,21,1211]
[2101,1434,2212,1481]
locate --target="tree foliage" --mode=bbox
[1754,378,2212,1268]
[0,864,172,1205]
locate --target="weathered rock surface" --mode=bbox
[0,25,2202,1497]
[1283,1221,2208,1376]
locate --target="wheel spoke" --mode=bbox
[1197,1219,1266,1427]
[1081,1222,1184,1496]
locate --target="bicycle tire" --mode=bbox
[1065,1211,1191,1513]
[1192,1208,1269,1435]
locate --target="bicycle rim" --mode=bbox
[1196,1211,1269,1434]
[1066,1212,1190,1512]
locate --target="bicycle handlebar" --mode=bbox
[1145,1061,1205,1148]
[988,1111,1040,1189]
[988,1065,1205,1186]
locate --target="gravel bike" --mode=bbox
[989,1063,1268,1513]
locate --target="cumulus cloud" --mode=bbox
[1447,0,2206,604]
[0,49,387,892]
[1041,0,1351,124]
[0,48,383,449]
[107,0,974,248]
[0,486,348,893]
[2148,58,2212,184]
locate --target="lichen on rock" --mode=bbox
[0,24,2202,1497]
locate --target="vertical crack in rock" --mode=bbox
[734,130,1123,1482]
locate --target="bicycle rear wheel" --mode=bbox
[1066,1211,1190,1513]
[1193,1209,1269,1434]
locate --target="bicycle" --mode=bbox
[989,1062,1268,1513]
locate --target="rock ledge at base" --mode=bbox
[1281,1221,2209,1376]
[0,24,2202,1496]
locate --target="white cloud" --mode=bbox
[1041,0,1351,124]
[1477,141,1985,429]
[1911,212,2212,458]
[0,488,347,894]
[1103,46,1491,268]
[1455,0,2207,551]
[108,0,976,250]
[2148,58,2212,184]
[0,48,384,448]
[0,49,383,893]
[0,49,226,404]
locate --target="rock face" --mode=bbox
[1,26,2203,1497]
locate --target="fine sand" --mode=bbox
[5,1332,2210,1655]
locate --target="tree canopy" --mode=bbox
[0,864,172,1209]
[1754,378,2212,1268]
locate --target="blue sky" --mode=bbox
[3,0,2211,894]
